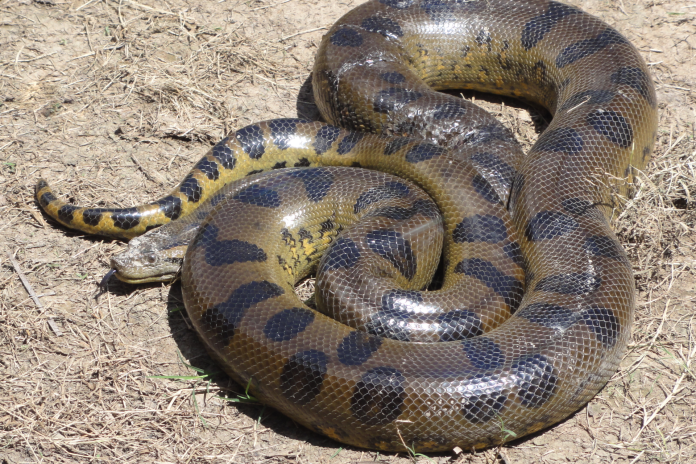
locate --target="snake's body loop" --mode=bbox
[36,0,657,452]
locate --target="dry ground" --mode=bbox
[1,0,695,462]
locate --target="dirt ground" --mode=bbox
[1,0,694,462]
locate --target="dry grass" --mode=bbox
[1,0,695,463]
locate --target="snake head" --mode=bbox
[108,231,187,284]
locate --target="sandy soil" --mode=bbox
[1,0,694,462]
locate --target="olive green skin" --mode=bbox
[36,0,657,453]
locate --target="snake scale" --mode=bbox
[36,0,657,452]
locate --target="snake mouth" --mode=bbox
[101,268,178,285]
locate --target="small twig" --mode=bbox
[6,251,63,336]
[71,241,103,259]
[8,51,57,64]
[131,153,162,185]
[630,337,695,442]
[251,0,293,11]
[661,133,686,157]
[67,44,124,62]
[121,0,179,16]
[624,299,670,376]
[660,84,692,92]
[0,8,36,22]
[76,0,102,11]
[280,27,327,42]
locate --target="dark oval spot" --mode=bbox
[521,2,580,49]
[582,306,619,347]
[280,350,328,405]
[462,337,505,370]
[453,214,507,243]
[320,237,361,271]
[337,331,383,366]
[365,308,412,341]
[381,289,423,313]
[454,258,523,312]
[535,127,584,153]
[535,272,601,295]
[206,239,267,267]
[82,209,103,227]
[200,280,284,345]
[584,235,626,262]
[611,66,654,106]
[519,302,576,330]
[57,204,79,223]
[235,124,265,159]
[561,197,593,215]
[111,208,141,230]
[155,195,182,220]
[512,354,558,407]
[195,158,220,181]
[337,132,364,155]
[379,0,413,9]
[437,310,483,341]
[472,174,501,204]
[373,88,422,114]
[350,367,406,425]
[354,182,410,213]
[470,151,517,191]
[461,390,507,424]
[405,143,445,163]
[384,137,412,156]
[179,174,203,203]
[212,137,236,170]
[288,168,335,202]
[379,72,406,84]
[372,289,423,341]
[559,89,615,111]
[586,109,634,148]
[39,191,57,207]
[525,211,578,241]
[190,221,218,251]
[313,125,341,154]
[421,0,458,22]
[233,184,281,208]
[263,308,315,342]
[556,28,627,68]
[330,28,363,47]
[366,229,416,280]
[361,16,403,39]
[503,242,524,269]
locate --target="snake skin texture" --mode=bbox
[36,0,657,452]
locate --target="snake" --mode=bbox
[35,0,657,453]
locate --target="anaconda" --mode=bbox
[36,0,657,452]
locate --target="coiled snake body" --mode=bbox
[36,0,657,452]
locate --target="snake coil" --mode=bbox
[36,0,657,452]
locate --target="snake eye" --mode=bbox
[145,253,157,264]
